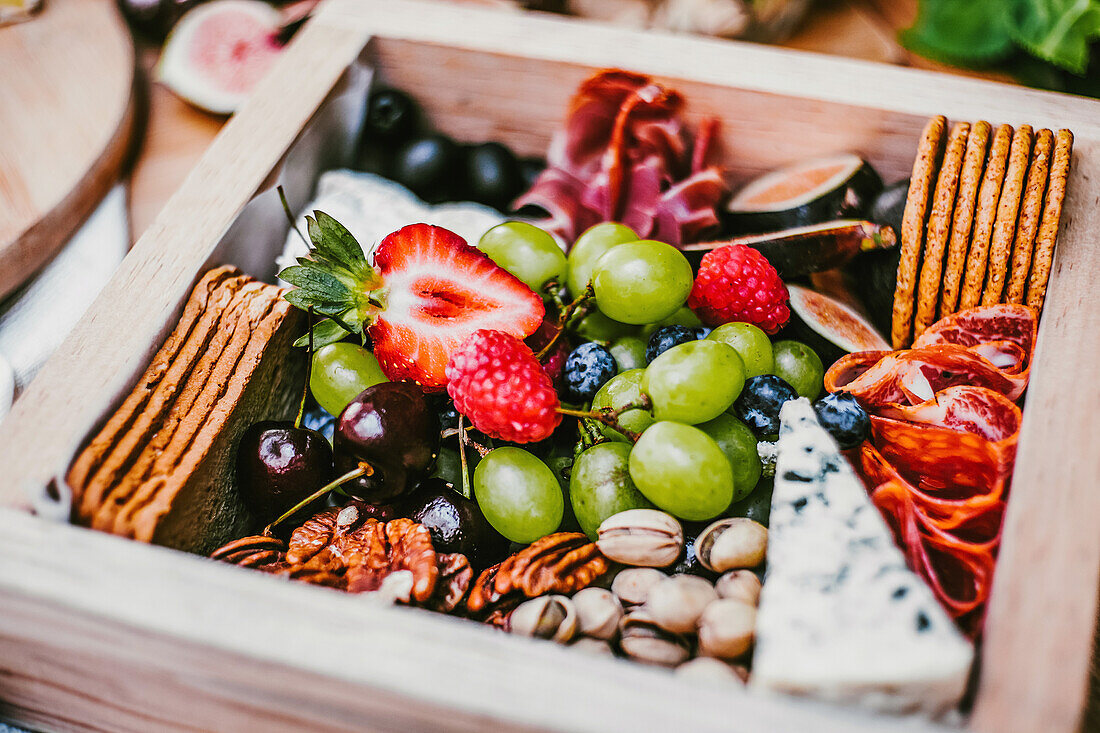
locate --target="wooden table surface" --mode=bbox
[128,0,1005,239]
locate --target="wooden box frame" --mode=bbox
[1,1,1098,730]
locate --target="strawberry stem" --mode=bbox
[536,283,594,360]
[277,185,309,250]
[263,462,373,536]
[294,307,315,430]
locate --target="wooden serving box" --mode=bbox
[1,1,1098,731]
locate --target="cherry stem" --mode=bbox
[294,307,315,430]
[535,283,594,360]
[556,395,652,443]
[263,462,373,536]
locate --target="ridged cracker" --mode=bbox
[892,115,945,349]
[1027,129,1073,312]
[982,125,1033,305]
[1006,129,1053,304]
[959,124,1012,310]
[914,121,969,338]
[939,121,990,319]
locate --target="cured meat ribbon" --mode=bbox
[514,70,728,247]
[824,304,1037,635]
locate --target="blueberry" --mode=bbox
[813,392,870,449]
[645,325,705,363]
[732,374,799,438]
[301,406,336,442]
[564,342,617,402]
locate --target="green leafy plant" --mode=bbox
[903,0,1100,77]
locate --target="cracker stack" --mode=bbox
[67,267,305,554]
[891,116,1072,348]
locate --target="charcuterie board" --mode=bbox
[0,0,136,300]
[0,2,1097,732]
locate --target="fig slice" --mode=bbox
[782,284,891,368]
[723,154,882,234]
[682,219,896,278]
[157,0,284,115]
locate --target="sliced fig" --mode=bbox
[682,219,895,278]
[779,284,890,368]
[723,154,882,234]
[157,0,284,115]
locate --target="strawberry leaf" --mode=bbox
[293,317,352,349]
[279,265,355,304]
[307,211,373,281]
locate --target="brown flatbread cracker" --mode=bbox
[892,115,946,348]
[105,283,278,537]
[982,125,1033,305]
[914,121,969,338]
[1027,129,1073,312]
[1006,129,1053,304]
[939,121,990,319]
[959,124,1013,310]
[73,272,248,524]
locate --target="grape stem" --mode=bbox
[262,462,374,536]
[456,416,472,500]
[535,282,594,360]
[556,395,652,443]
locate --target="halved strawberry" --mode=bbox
[280,215,544,393]
[370,224,545,389]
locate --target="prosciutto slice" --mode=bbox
[515,70,727,247]
[825,305,1038,635]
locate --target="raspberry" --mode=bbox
[688,244,790,334]
[446,329,562,443]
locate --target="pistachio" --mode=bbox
[644,575,718,634]
[694,518,767,572]
[597,509,683,567]
[674,656,748,685]
[697,599,756,660]
[714,570,762,606]
[611,567,667,606]
[618,610,691,667]
[572,587,623,640]
[508,595,577,643]
[570,636,616,656]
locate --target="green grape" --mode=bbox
[592,240,693,325]
[570,442,655,539]
[641,306,704,338]
[628,422,734,521]
[609,336,647,372]
[310,342,389,417]
[573,309,640,343]
[772,340,824,399]
[641,340,745,424]
[473,447,564,543]
[728,476,773,527]
[591,368,655,442]
[567,222,638,297]
[478,221,567,296]
[707,322,775,378]
[697,413,762,502]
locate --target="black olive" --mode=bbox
[519,157,546,191]
[464,142,521,210]
[355,140,393,177]
[391,134,461,202]
[364,88,420,143]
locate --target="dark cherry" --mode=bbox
[237,421,334,525]
[333,382,441,503]
[402,478,509,569]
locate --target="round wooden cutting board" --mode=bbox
[0,0,136,301]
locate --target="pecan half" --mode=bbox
[210,535,286,568]
[467,562,504,614]
[495,533,609,598]
[430,553,473,613]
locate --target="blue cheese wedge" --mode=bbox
[750,398,973,717]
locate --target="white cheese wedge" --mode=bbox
[750,398,973,717]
